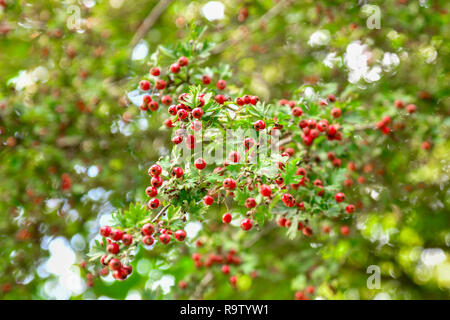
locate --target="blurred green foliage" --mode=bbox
[0,0,449,300]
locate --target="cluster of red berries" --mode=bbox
[294,285,315,300]
[377,100,418,134]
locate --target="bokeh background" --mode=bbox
[0,0,449,299]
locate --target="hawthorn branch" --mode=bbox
[129,0,174,48]
[191,271,214,299]
[151,203,171,222]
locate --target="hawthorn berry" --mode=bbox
[148,101,159,111]
[148,164,162,177]
[394,99,405,109]
[277,217,287,227]
[161,95,172,106]
[327,94,336,102]
[335,192,346,202]
[170,63,180,73]
[346,204,355,214]
[254,120,266,131]
[174,230,186,241]
[192,108,203,119]
[216,79,226,90]
[172,135,183,144]
[178,56,188,67]
[179,281,187,289]
[139,80,150,91]
[191,120,202,131]
[113,269,127,280]
[122,265,133,276]
[159,233,171,245]
[203,195,214,205]
[168,104,177,115]
[145,186,158,197]
[201,74,211,84]
[292,107,303,117]
[215,94,226,104]
[142,235,154,246]
[240,218,253,231]
[107,242,119,255]
[259,184,272,197]
[222,265,230,274]
[194,158,206,170]
[122,234,133,246]
[141,223,154,236]
[172,167,184,178]
[154,79,166,90]
[406,104,417,113]
[244,138,255,149]
[150,67,160,76]
[100,255,108,266]
[109,258,122,271]
[223,178,236,190]
[148,198,160,209]
[222,212,232,223]
[245,197,256,209]
[151,175,163,188]
[228,151,241,163]
[250,96,259,105]
[177,109,188,120]
[282,193,295,207]
[99,226,111,237]
[110,229,123,241]
[340,225,350,236]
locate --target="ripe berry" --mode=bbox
[192,108,203,119]
[177,109,188,120]
[148,164,162,177]
[292,107,303,117]
[186,134,195,149]
[223,178,236,190]
[203,195,214,205]
[228,151,241,163]
[168,105,177,115]
[178,56,188,67]
[340,225,350,236]
[151,176,163,188]
[259,184,272,197]
[282,193,295,207]
[250,96,259,105]
[406,104,417,113]
[202,75,211,84]
[172,167,184,178]
[222,212,232,223]
[229,275,237,286]
[174,230,186,241]
[99,226,111,237]
[159,233,171,245]
[100,255,108,266]
[122,234,133,246]
[122,265,133,276]
[170,63,180,73]
[148,198,160,209]
[236,97,245,106]
[110,229,123,241]
[394,99,405,109]
[335,192,346,202]
[244,138,255,149]
[107,242,119,254]
[194,158,206,170]
[142,235,155,245]
[139,80,150,91]
[216,79,226,90]
[161,95,172,106]
[150,67,160,76]
[172,135,183,144]
[215,94,226,104]
[346,204,355,214]
[109,258,122,271]
[222,265,230,274]
[327,94,336,102]
[113,269,127,280]
[145,186,158,197]
[245,197,256,209]
[254,120,266,131]
[141,224,154,236]
[191,120,202,131]
[277,217,287,227]
[240,218,253,231]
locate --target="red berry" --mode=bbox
[145,186,158,197]
[215,94,226,104]
[203,195,214,205]
[394,99,405,109]
[216,79,226,90]
[177,109,188,120]
[406,104,417,113]
[240,218,253,231]
[222,265,230,274]
[148,198,160,209]
[161,95,172,106]
[281,193,295,207]
[179,281,187,289]
[159,233,171,245]
[164,119,174,128]
[223,178,236,190]
[292,107,303,117]
[148,164,162,177]
[346,204,355,214]
[150,67,160,76]
[340,225,350,236]
[172,167,184,178]
[194,158,206,170]
[335,192,346,202]
[110,229,123,241]
[191,120,202,131]
[122,234,133,246]
[244,138,255,149]
[170,63,180,73]
[245,197,256,209]
[327,94,336,102]
[107,242,119,255]
[142,223,154,236]
[155,79,166,90]
[192,108,203,119]
[202,75,211,85]
[228,151,241,163]
[254,120,266,131]
[142,235,155,246]
[139,80,150,91]
[230,275,237,286]
[113,269,127,280]
[259,184,272,197]
[172,135,183,145]
[174,230,186,241]
[122,265,133,276]
[178,56,188,67]
[109,258,122,271]
[222,212,232,223]
[250,96,259,105]
[99,225,111,237]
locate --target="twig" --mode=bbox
[191,271,214,299]
[129,0,174,48]
[151,203,171,222]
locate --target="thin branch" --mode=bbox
[191,271,214,299]
[151,203,171,222]
[129,0,174,48]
